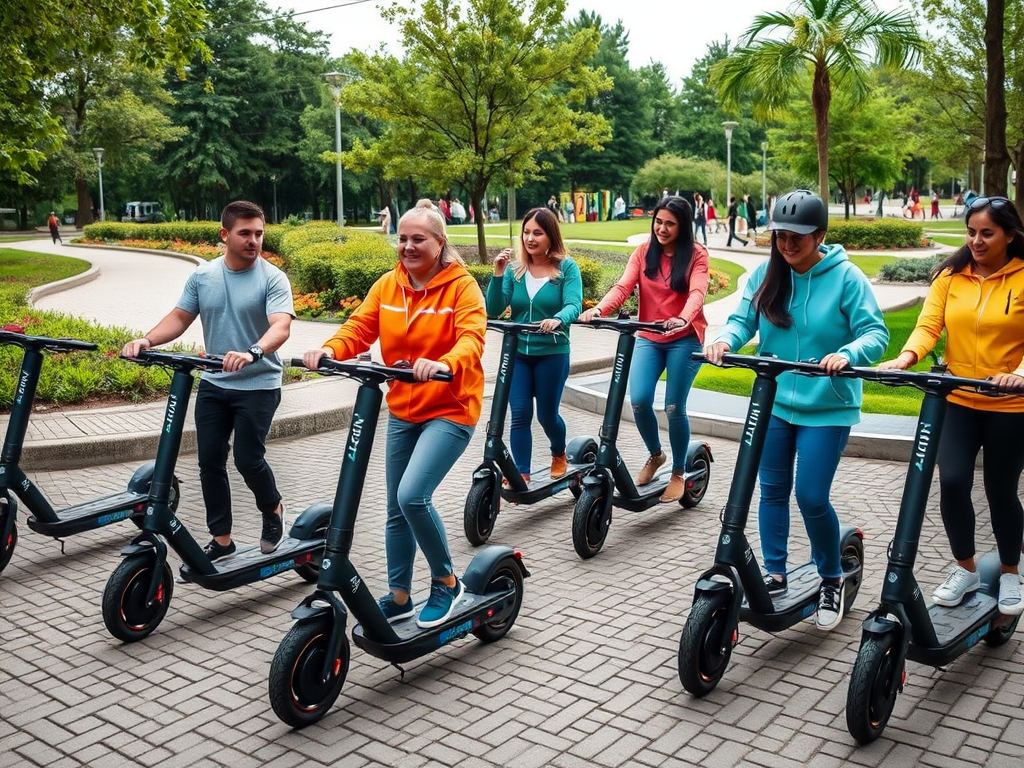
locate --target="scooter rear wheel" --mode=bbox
[269,618,349,728]
[677,591,735,696]
[294,519,329,584]
[680,446,711,508]
[571,487,610,559]
[102,554,174,642]
[840,533,865,612]
[566,437,599,500]
[472,559,525,643]
[464,478,498,547]
[984,614,1021,647]
[0,496,17,575]
[846,632,902,744]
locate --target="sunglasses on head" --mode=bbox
[967,196,1011,211]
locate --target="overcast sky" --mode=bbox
[268,0,909,88]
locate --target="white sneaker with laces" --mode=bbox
[931,565,981,607]
[997,573,1024,616]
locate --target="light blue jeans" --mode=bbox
[629,334,703,471]
[385,415,474,591]
[758,416,850,579]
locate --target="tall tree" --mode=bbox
[0,0,207,180]
[712,0,925,199]
[343,0,612,261]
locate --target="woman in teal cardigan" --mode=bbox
[486,207,583,483]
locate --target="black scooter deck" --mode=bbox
[500,462,588,503]
[178,539,323,590]
[26,490,146,535]
[740,559,863,633]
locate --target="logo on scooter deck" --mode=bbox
[97,509,132,526]
[912,422,933,472]
[439,617,475,644]
[966,623,989,649]
[347,414,365,462]
[260,553,312,579]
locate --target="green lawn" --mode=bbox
[0,249,90,304]
[0,236,33,243]
[693,301,943,416]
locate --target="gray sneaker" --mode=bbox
[998,573,1024,616]
[932,565,981,607]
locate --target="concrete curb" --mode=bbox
[25,265,101,305]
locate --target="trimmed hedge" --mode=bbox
[825,219,925,249]
[82,221,289,254]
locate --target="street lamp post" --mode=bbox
[92,148,106,222]
[760,140,768,223]
[271,174,279,224]
[722,122,739,208]
[324,72,348,228]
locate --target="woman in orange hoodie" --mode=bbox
[303,200,486,630]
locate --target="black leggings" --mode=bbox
[937,403,1024,567]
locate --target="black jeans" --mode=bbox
[937,403,1024,566]
[727,217,747,246]
[194,380,282,538]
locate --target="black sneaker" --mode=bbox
[763,574,788,595]
[816,578,845,631]
[260,504,285,554]
[203,539,236,560]
[378,593,415,623]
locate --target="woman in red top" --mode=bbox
[579,195,710,501]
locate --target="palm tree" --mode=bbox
[711,0,925,201]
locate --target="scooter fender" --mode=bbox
[291,589,349,630]
[462,545,531,593]
[288,502,333,540]
[858,605,910,687]
[470,464,503,510]
[0,494,18,541]
[692,563,744,633]
[125,461,157,494]
[685,440,713,466]
[118,531,166,562]
[579,469,612,493]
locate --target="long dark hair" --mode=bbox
[931,197,1024,281]
[644,195,695,293]
[754,230,825,328]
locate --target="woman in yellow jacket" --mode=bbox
[880,196,1024,615]
[304,200,486,629]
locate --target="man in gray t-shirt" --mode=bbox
[122,201,295,561]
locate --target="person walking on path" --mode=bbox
[304,199,486,629]
[744,194,758,237]
[579,195,710,503]
[931,191,943,219]
[692,193,708,246]
[47,212,62,244]
[122,200,293,560]
[727,196,749,247]
[704,189,889,632]
[878,195,1024,616]
[487,207,583,485]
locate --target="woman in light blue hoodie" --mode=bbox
[704,190,888,632]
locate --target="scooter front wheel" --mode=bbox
[0,496,17,575]
[101,555,174,642]
[681,446,711,508]
[473,559,525,643]
[571,487,611,559]
[677,591,735,696]
[846,632,902,744]
[269,618,350,728]
[464,478,498,547]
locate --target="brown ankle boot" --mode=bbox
[550,453,568,479]
[660,470,686,503]
[636,451,666,485]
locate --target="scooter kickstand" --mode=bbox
[56,537,66,555]
[391,662,406,682]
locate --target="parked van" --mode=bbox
[121,201,163,223]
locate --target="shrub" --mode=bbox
[81,221,288,254]
[825,219,925,249]
[877,254,943,283]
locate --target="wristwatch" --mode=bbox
[247,344,265,362]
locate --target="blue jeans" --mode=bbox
[758,416,850,579]
[694,219,707,245]
[385,415,473,591]
[629,334,703,471]
[509,353,570,475]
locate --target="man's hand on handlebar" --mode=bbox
[302,347,335,370]
[121,337,152,359]
[411,358,451,382]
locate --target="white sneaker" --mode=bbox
[815,579,845,631]
[998,573,1024,616]
[932,565,981,607]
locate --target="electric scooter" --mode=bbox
[677,353,865,696]
[101,349,333,643]
[844,366,1019,744]
[0,326,184,577]
[571,317,713,559]
[463,319,598,545]
[268,358,530,728]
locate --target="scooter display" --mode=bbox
[101,349,332,642]
[677,353,865,696]
[844,366,1019,744]
[0,327,184,576]
[571,317,712,559]
[463,319,598,545]
[268,358,530,728]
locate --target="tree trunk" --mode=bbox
[984,0,1010,196]
[471,191,488,264]
[1014,141,1024,219]
[75,176,94,227]
[811,61,831,202]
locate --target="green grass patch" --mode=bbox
[848,255,900,278]
[0,236,33,243]
[929,234,965,248]
[0,249,91,305]
[693,301,944,416]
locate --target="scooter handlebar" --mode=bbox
[290,357,454,383]
[844,366,1019,397]
[0,326,98,353]
[123,350,225,373]
[486,319,552,335]
[696,351,838,377]
[575,317,666,333]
